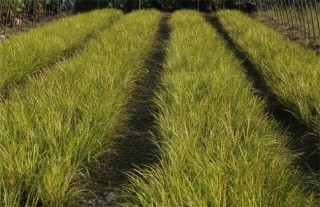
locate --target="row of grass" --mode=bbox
[0,10,162,206]
[0,9,122,94]
[124,10,317,207]
[216,10,320,136]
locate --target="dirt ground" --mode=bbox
[73,15,171,207]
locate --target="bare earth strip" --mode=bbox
[76,15,171,207]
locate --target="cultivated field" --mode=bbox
[0,8,319,207]
[0,9,162,206]
[124,10,318,207]
[217,10,320,150]
[0,9,122,94]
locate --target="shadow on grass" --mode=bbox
[207,15,319,179]
[76,15,171,207]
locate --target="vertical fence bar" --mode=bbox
[12,0,17,30]
[284,0,291,27]
[298,0,307,37]
[264,0,269,19]
[263,0,268,19]
[43,0,46,23]
[26,0,31,27]
[313,0,320,36]
[272,0,277,19]
[271,0,276,19]
[306,0,316,39]
[304,0,312,38]
[259,0,263,14]
[261,0,266,17]
[287,0,295,28]
[270,0,275,19]
[283,0,290,26]
[48,0,51,19]
[19,0,25,30]
[296,0,303,32]
[265,0,273,20]
[274,0,280,23]
[58,0,61,16]
[0,0,3,33]
[278,0,285,24]
[4,0,12,34]
[33,0,36,25]
[291,0,300,30]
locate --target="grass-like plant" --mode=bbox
[0,9,122,95]
[0,10,162,206]
[217,10,320,136]
[124,10,317,207]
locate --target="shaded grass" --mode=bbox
[0,10,162,206]
[123,10,317,207]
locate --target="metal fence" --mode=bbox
[0,0,74,36]
[2,0,319,41]
[256,0,320,40]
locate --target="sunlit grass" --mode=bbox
[217,10,320,136]
[0,9,122,93]
[123,10,317,207]
[0,10,162,206]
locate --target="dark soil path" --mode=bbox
[207,15,319,180]
[76,15,171,207]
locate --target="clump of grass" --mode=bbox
[123,10,317,207]
[0,9,122,94]
[217,10,320,136]
[0,10,162,206]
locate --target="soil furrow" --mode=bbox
[207,15,319,176]
[77,15,171,207]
